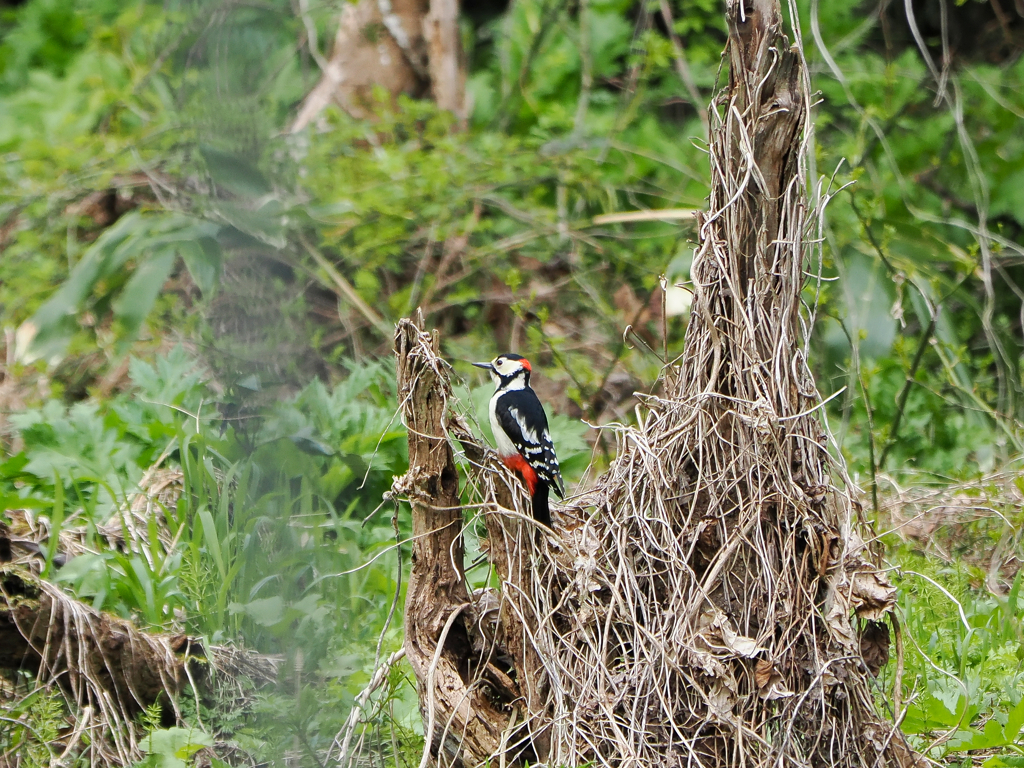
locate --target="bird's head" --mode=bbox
[472,353,531,389]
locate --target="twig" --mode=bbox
[891,612,905,721]
[656,0,709,137]
[592,208,698,224]
[860,367,880,517]
[876,312,938,470]
[333,648,407,767]
[297,232,392,337]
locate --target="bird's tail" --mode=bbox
[531,483,552,527]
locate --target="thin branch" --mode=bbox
[298,232,393,338]
[876,312,938,470]
[657,0,710,137]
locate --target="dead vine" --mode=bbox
[384,2,920,768]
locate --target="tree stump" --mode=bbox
[392,2,919,767]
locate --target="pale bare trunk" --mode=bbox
[292,0,464,132]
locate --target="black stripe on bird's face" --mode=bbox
[473,354,531,388]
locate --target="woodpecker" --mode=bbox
[473,354,564,526]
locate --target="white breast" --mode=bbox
[489,392,519,458]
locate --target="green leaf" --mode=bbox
[17,211,149,363]
[229,596,285,627]
[290,426,335,456]
[112,248,177,340]
[198,507,226,580]
[903,691,968,733]
[138,727,213,768]
[949,718,1008,751]
[1003,697,1024,742]
[199,145,272,198]
[236,374,262,391]
[16,213,220,364]
[178,237,222,296]
[984,757,1024,768]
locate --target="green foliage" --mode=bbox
[0,684,62,767]
[0,349,425,762]
[135,726,213,768]
[801,3,1024,477]
[16,211,224,363]
[2,0,1024,764]
[883,505,1024,762]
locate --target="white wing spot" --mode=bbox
[510,407,539,444]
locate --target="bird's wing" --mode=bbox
[496,392,564,498]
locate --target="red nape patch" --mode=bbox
[520,358,531,372]
[502,454,538,495]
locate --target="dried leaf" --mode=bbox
[851,571,897,621]
[702,608,766,658]
[860,620,891,676]
[706,679,737,726]
[754,658,793,700]
[720,624,763,658]
[824,593,859,650]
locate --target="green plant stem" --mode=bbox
[298,232,393,338]
[832,311,880,514]
[573,0,592,133]
[859,368,879,516]
[656,0,708,137]
[494,0,565,131]
[877,312,938,470]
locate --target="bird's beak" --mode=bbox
[471,361,493,371]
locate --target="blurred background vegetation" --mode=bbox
[0,0,1022,765]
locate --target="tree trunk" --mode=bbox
[0,564,279,766]
[292,0,465,132]
[395,318,520,767]
[392,2,918,767]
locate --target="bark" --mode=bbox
[395,317,520,768]
[292,0,464,132]
[474,484,551,761]
[0,566,201,714]
[722,0,804,303]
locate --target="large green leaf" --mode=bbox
[16,213,221,363]
[200,145,272,198]
[111,248,177,344]
[137,727,213,768]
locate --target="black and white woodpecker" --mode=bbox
[472,354,564,526]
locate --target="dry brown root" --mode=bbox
[0,565,279,766]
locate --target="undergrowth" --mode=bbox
[0,0,1022,764]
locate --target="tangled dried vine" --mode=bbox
[382,2,919,768]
